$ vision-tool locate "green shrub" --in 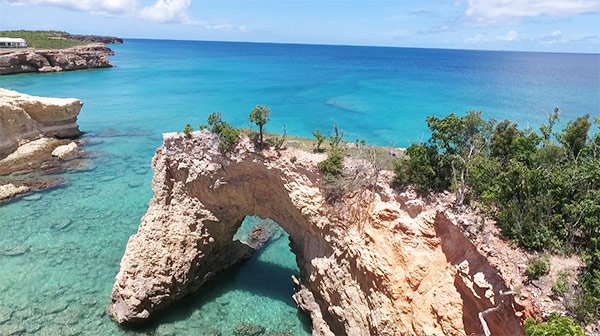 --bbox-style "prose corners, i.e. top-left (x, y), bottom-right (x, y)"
top-left (394, 143), bottom-right (451, 195)
top-left (216, 124), bottom-right (240, 153)
top-left (182, 124), bottom-right (194, 138)
top-left (552, 270), bottom-right (570, 295)
top-left (524, 314), bottom-right (585, 336)
top-left (312, 129), bottom-right (326, 153)
top-left (269, 126), bottom-right (286, 151)
top-left (526, 255), bottom-right (551, 281)
top-left (290, 156), bottom-right (297, 164)
top-left (205, 112), bottom-right (240, 153)
top-left (318, 147), bottom-right (344, 180)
